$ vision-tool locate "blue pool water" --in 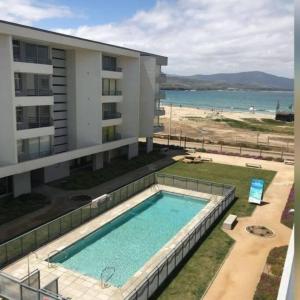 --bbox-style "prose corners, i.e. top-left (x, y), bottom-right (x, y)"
top-left (50, 191), bottom-right (206, 287)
